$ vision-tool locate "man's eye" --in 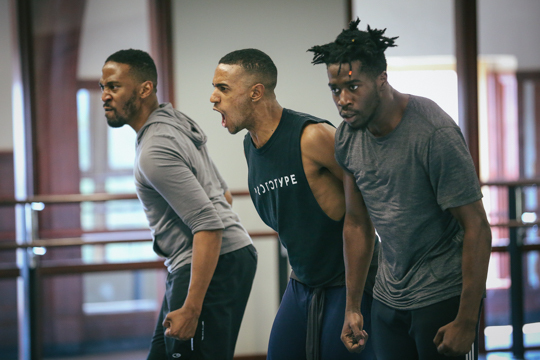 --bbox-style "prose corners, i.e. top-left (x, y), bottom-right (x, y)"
top-left (350, 85), bottom-right (359, 91)
top-left (331, 88), bottom-right (340, 95)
